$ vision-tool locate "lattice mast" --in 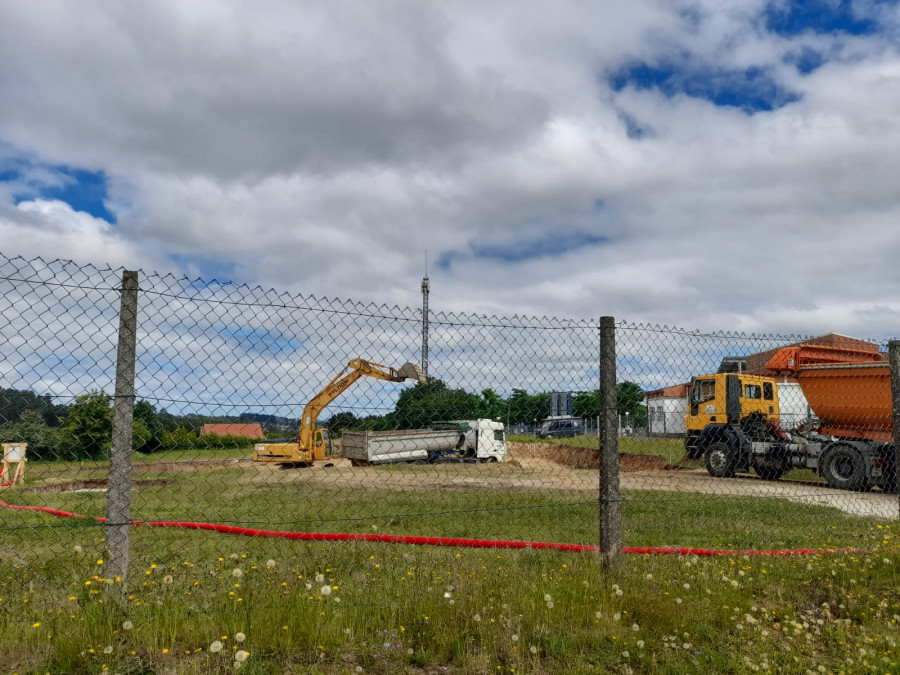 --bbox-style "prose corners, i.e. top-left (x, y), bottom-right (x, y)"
top-left (421, 260), bottom-right (430, 379)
